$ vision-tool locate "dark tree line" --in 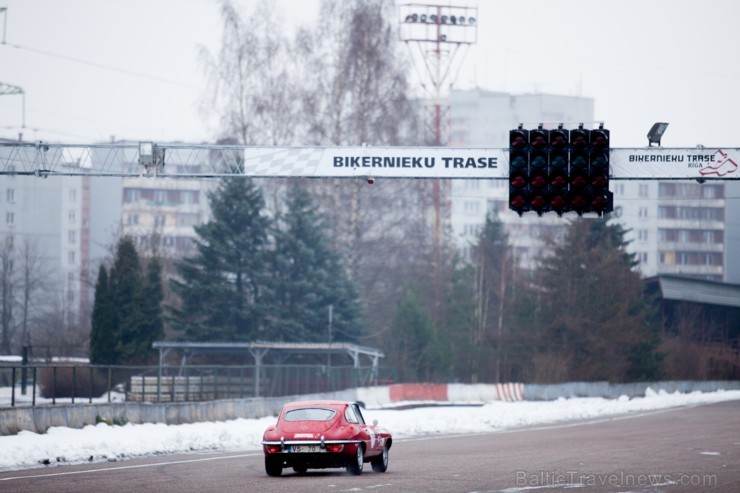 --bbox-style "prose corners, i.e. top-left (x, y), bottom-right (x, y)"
top-left (428, 216), bottom-right (664, 384)
top-left (90, 237), bottom-right (163, 365)
top-left (168, 180), bottom-right (361, 344)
